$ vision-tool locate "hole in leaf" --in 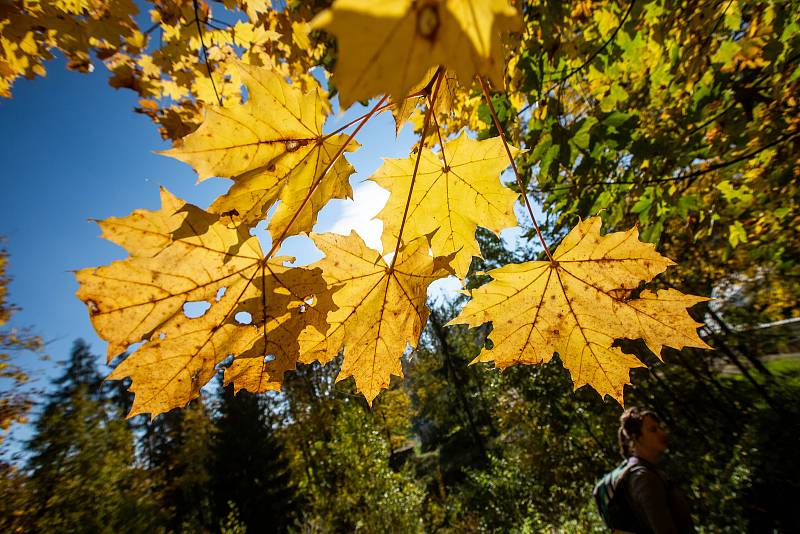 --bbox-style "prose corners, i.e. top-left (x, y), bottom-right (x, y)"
top-left (217, 355), bottom-right (234, 369)
top-left (215, 287), bottom-right (227, 301)
top-left (235, 311), bottom-right (253, 325)
top-left (85, 299), bottom-right (99, 315)
top-left (183, 301), bottom-right (211, 319)
top-left (263, 354), bottom-right (275, 363)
